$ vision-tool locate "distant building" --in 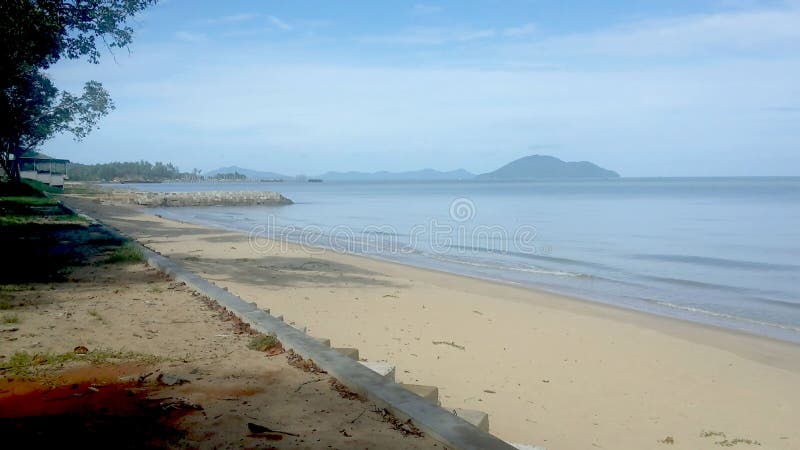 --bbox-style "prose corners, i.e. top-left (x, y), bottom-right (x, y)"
top-left (18, 151), bottom-right (69, 188)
